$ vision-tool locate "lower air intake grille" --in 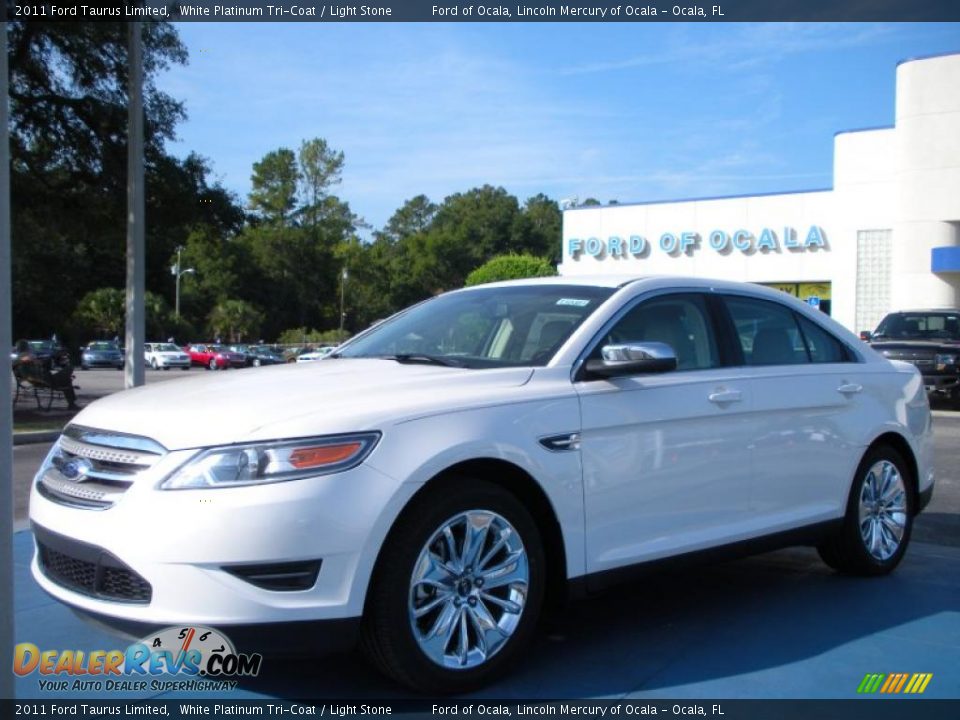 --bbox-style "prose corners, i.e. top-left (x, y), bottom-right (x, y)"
top-left (224, 560), bottom-right (322, 591)
top-left (34, 525), bottom-right (152, 604)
